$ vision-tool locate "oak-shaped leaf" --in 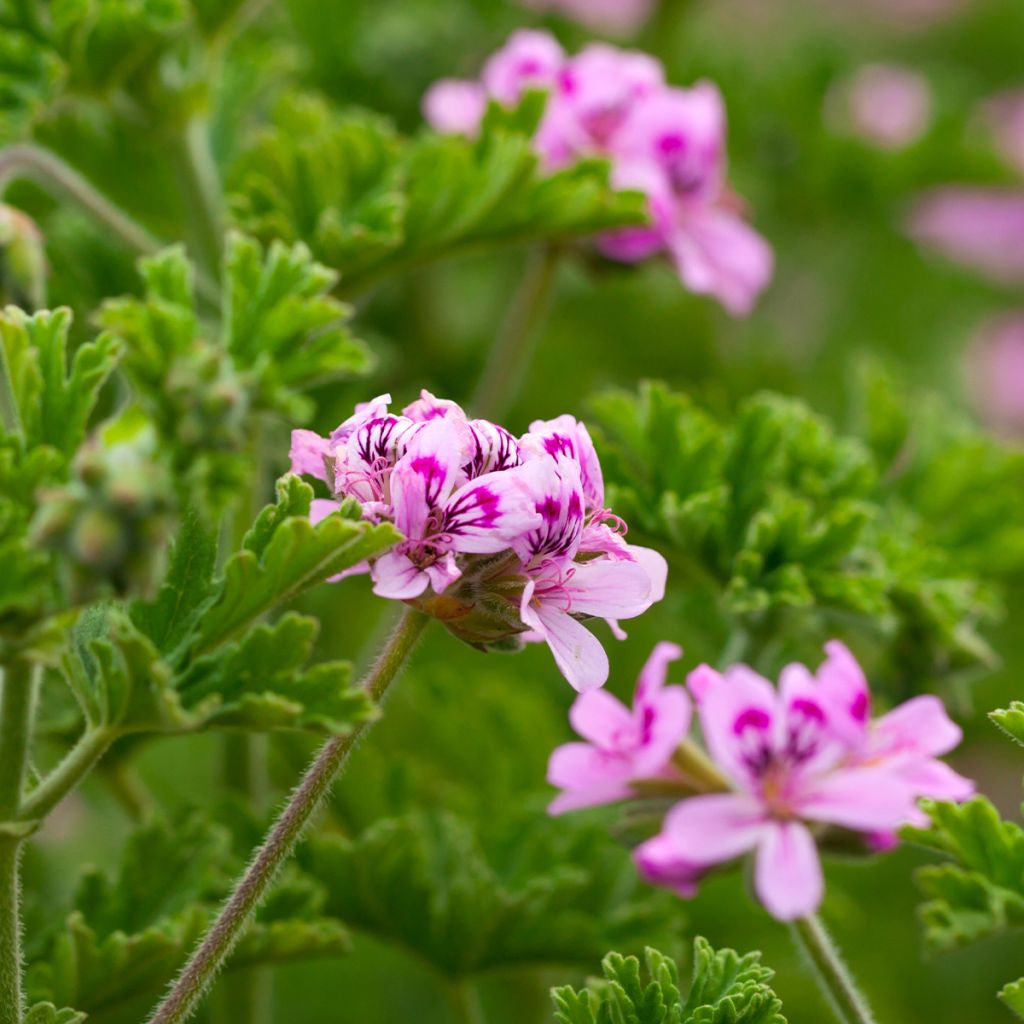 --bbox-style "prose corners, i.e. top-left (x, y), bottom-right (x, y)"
top-left (551, 940), bottom-right (786, 1024)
